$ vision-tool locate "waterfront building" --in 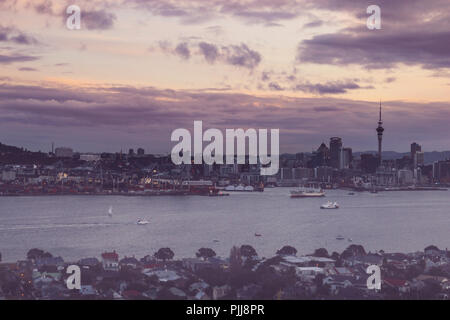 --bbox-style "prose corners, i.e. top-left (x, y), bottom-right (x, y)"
top-left (80, 154), bottom-right (101, 162)
top-left (433, 160), bottom-right (450, 183)
top-left (398, 169), bottom-right (414, 185)
top-left (315, 166), bottom-right (334, 182)
top-left (55, 147), bottom-right (73, 158)
top-left (1, 170), bottom-right (16, 181)
top-left (293, 167), bottom-right (314, 180)
top-left (137, 148), bottom-right (145, 156)
top-left (360, 154), bottom-right (378, 174)
top-left (280, 167), bottom-right (293, 180)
